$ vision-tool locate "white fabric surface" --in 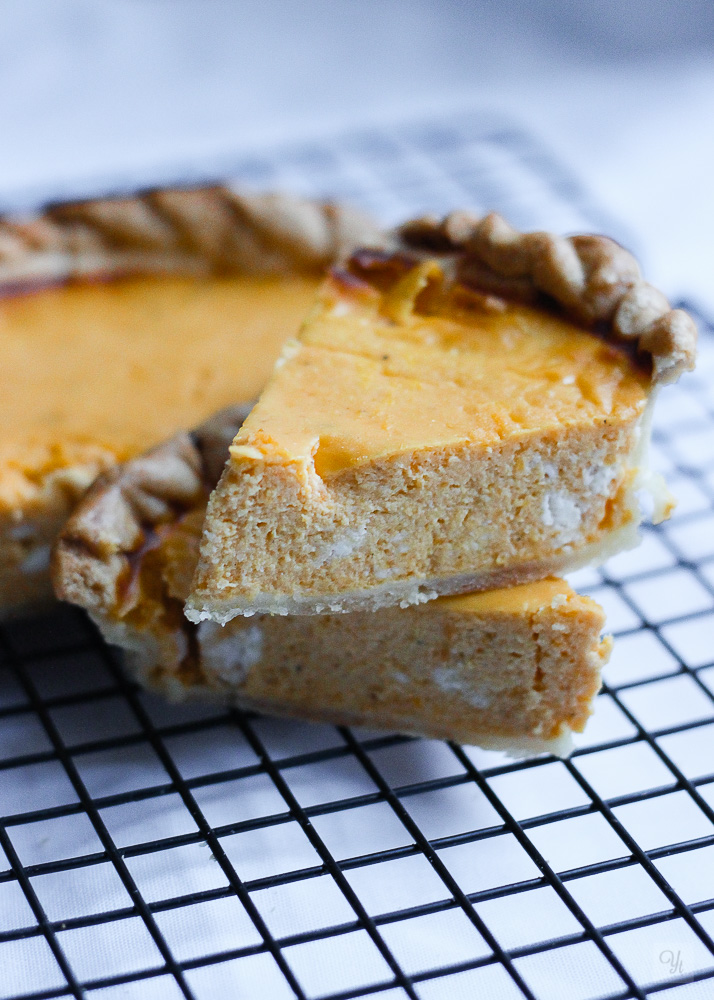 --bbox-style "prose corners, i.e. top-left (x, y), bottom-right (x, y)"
top-left (0, 0), bottom-right (712, 307)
